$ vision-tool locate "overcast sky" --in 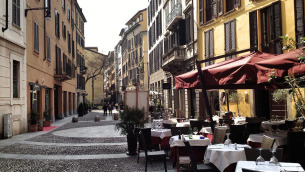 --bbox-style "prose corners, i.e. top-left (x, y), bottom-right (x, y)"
top-left (77, 0), bottom-right (148, 54)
